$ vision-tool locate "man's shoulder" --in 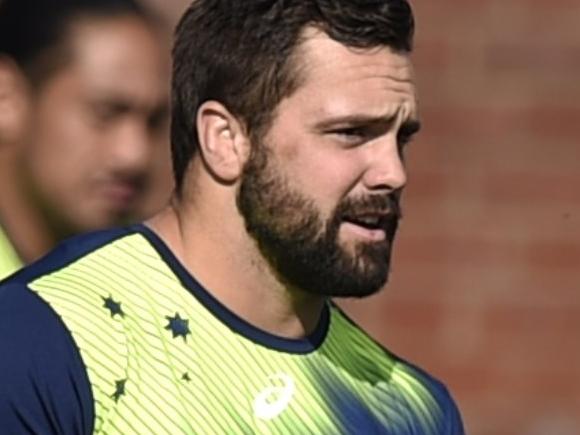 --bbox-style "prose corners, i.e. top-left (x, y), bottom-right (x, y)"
top-left (0, 224), bottom-right (145, 391)
top-left (328, 304), bottom-right (465, 434)
top-left (0, 225), bottom-right (165, 433)
top-left (3, 224), bottom-right (166, 353)
top-left (0, 224), bottom-right (158, 354)
top-left (3, 225), bottom-right (141, 287)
